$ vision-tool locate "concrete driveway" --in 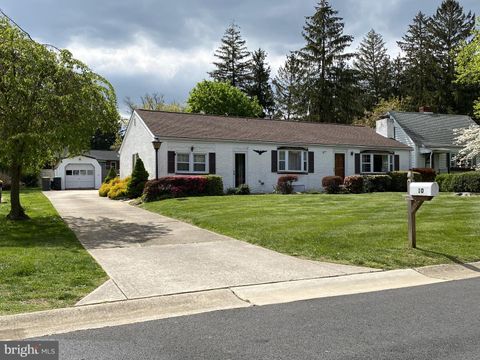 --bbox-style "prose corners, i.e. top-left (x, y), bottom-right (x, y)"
top-left (44, 191), bottom-right (376, 304)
